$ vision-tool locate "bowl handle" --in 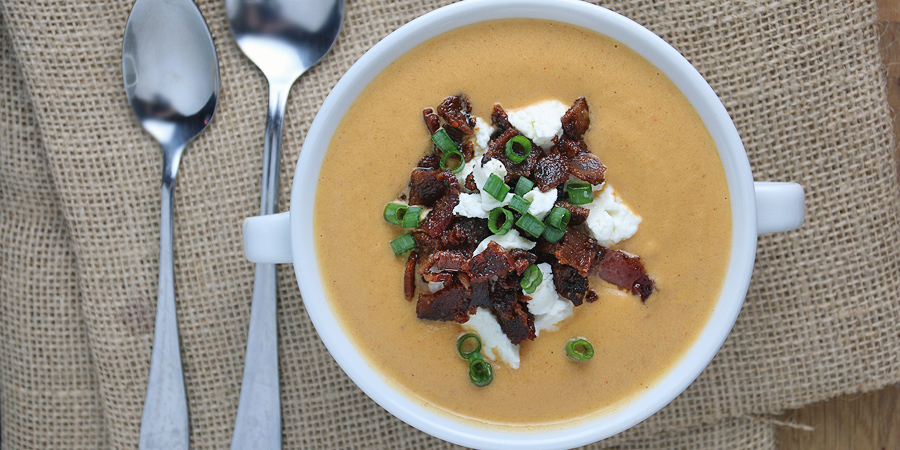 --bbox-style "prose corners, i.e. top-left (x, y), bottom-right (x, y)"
top-left (242, 211), bottom-right (292, 263)
top-left (755, 182), bottom-right (805, 235)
